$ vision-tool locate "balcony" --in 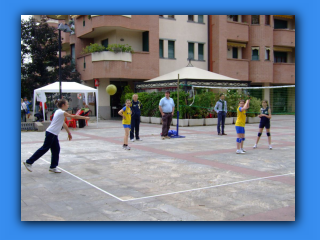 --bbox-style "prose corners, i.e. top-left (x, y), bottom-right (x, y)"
top-left (92, 51), bottom-right (132, 62)
top-left (225, 21), bottom-right (249, 42)
top-left (76, 51), bottom-right (158, 81)
top-left (225, 59), bottom-right (249, 80)
top-left (75, 15), bottom-right (155, 38)
top-left (273, 29), bottom-right (295, 47)
top-left (273, 63), bottom-right (295, 84)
